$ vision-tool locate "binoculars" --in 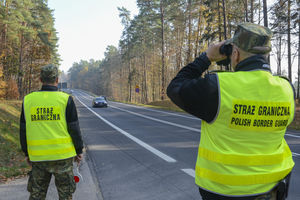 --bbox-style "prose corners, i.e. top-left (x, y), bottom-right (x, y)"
top-left (216, 43), bottom-right (232, 67)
